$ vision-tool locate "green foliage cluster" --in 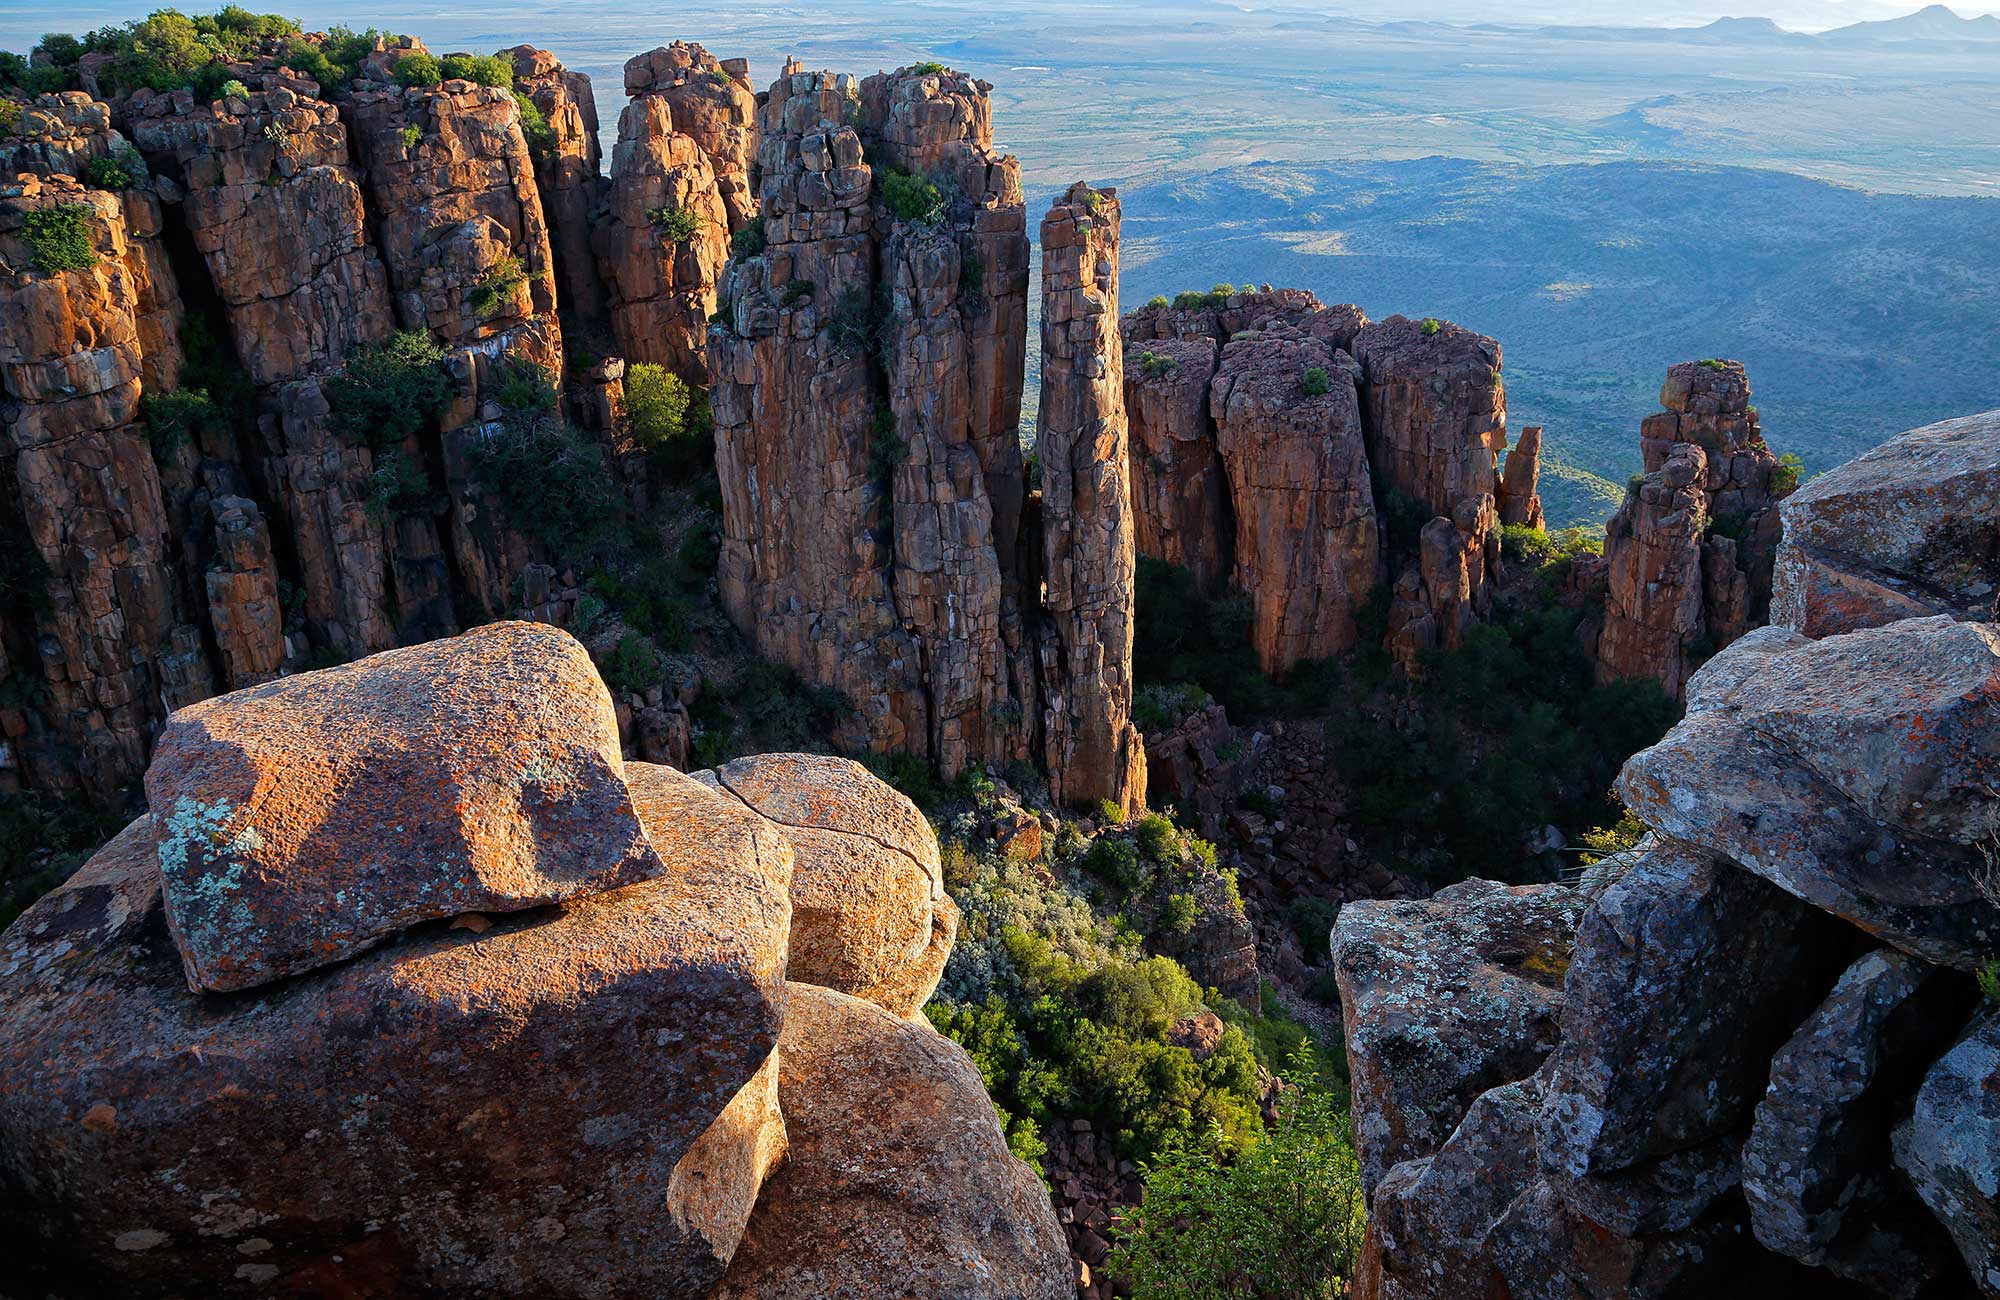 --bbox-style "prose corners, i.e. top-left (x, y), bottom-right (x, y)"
top-left (467, 255), bottom-right (526, 318)
top-left (21, 203), bottom-right (97, 272)
top-left (326, 330), bottom-right (450, 445)
top-left (1288, 896), bottom-right (1341, 966)
top-left (624, 362), bottom-right (713, 471)
top-left (1772, 451), bottom-right (1805, 494)
top-left (0, 788), bottom-right (131, 932)
top-left (31, 8), bottom-right (299, 98)
top-left (687, 658), bottom-right (850, 766)
top-left (1421, 316), bottom-right (1442, 336)
top-left (139, 387), bottom-right (225, 459)
top-left (1300, 365), bottom-right (1331, 397)
top-left (879, 167), bottom-right (944, 224)
top-left (830, 284), bottom-right (895, 358)
top-left (730, 214), bottom-right (766, 260)
top-left (273, 26), bottom-right (383, 92)
top-left (393, 52), bottom-right (442, 87)
top-left (439, 52), bottom-right (510, 87)
top-left (648, 205), bottom-right (707, 243)
top-left (1110, 1048), bottom-right (1367, 1300)
top-left (600, 632), bottom-right (661, 693)
top-left (512, 90), bottom-right (553, 158)
top-left (1137, 350), bottom-right (1178, 379)
top-left (1146, 294), bottom-right (1170, 308)
top-left (467, 405), bottom-right (622, 560)
top-left (363, 448), bottom-right (440, 520)
top-left (82, 147), bottom-right (146, 190)
top-left (0, 98), bottom-right (20, 136)
top-left (398, 122), bottom-right (421, 149)
top-left (1172, 284), bottom-right (1237, 310)
top-left (1979, 961), bottom-right (1999, 1004)
top-left (909, 60), bottom-right (950, 75)
top-left (218, 77), bottom-right (248, 98)
top-left (1498, 523), bottom-right (1603, 582)
top-left (1133, 681), bottom-right (1211, 734)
